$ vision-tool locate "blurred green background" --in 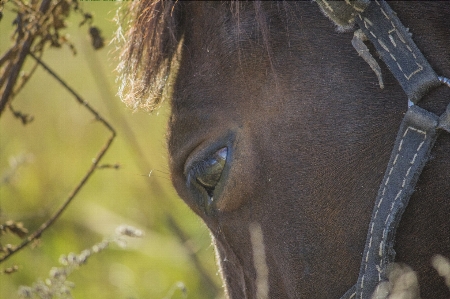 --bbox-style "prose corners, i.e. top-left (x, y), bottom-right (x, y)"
top-left (0, 2), bottom-right (222, 298)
